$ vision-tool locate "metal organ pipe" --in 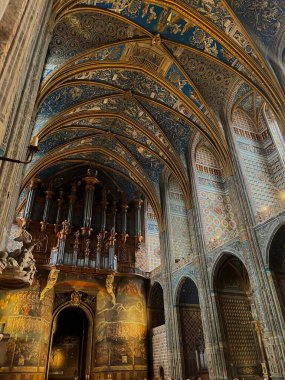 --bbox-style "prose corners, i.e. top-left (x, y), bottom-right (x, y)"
top-left (100, 188), bottom-right (108, 232)
top-left (67, 182), bottom-right (77, 226)
top-left (55, 188), bottom-right (64, 225)
top-left (43, 189), bottom-right (54, 221)
top-left (111, 201), bottom-right (117, 229)
top-left (23, 178), bottom-right (40, 222)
